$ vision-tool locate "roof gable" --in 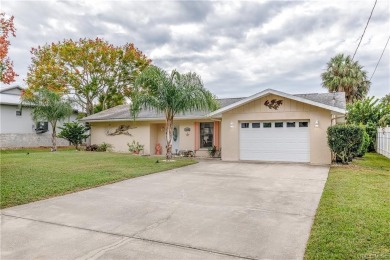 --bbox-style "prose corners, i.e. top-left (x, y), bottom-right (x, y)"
top-left (207, 89), bottom-right (346, 117)
top-left (0, 86), bottom-right (25, 105)
top-left (0, 85), bottom-right (24, 94)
